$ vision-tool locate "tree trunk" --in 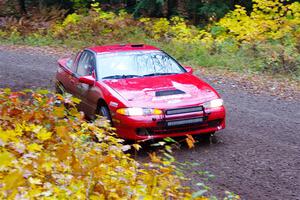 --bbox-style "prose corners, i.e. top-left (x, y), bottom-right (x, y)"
top-left (176, 0), bottom-right (187, 17)
top-left (18, 0), bottom-right (27, 15)
top-left (39, 0), bottom-right (44, 11)
top-left (167, 0), bottom-right (175, 17)
top-left (162, 0), bottom-right (168, 17)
